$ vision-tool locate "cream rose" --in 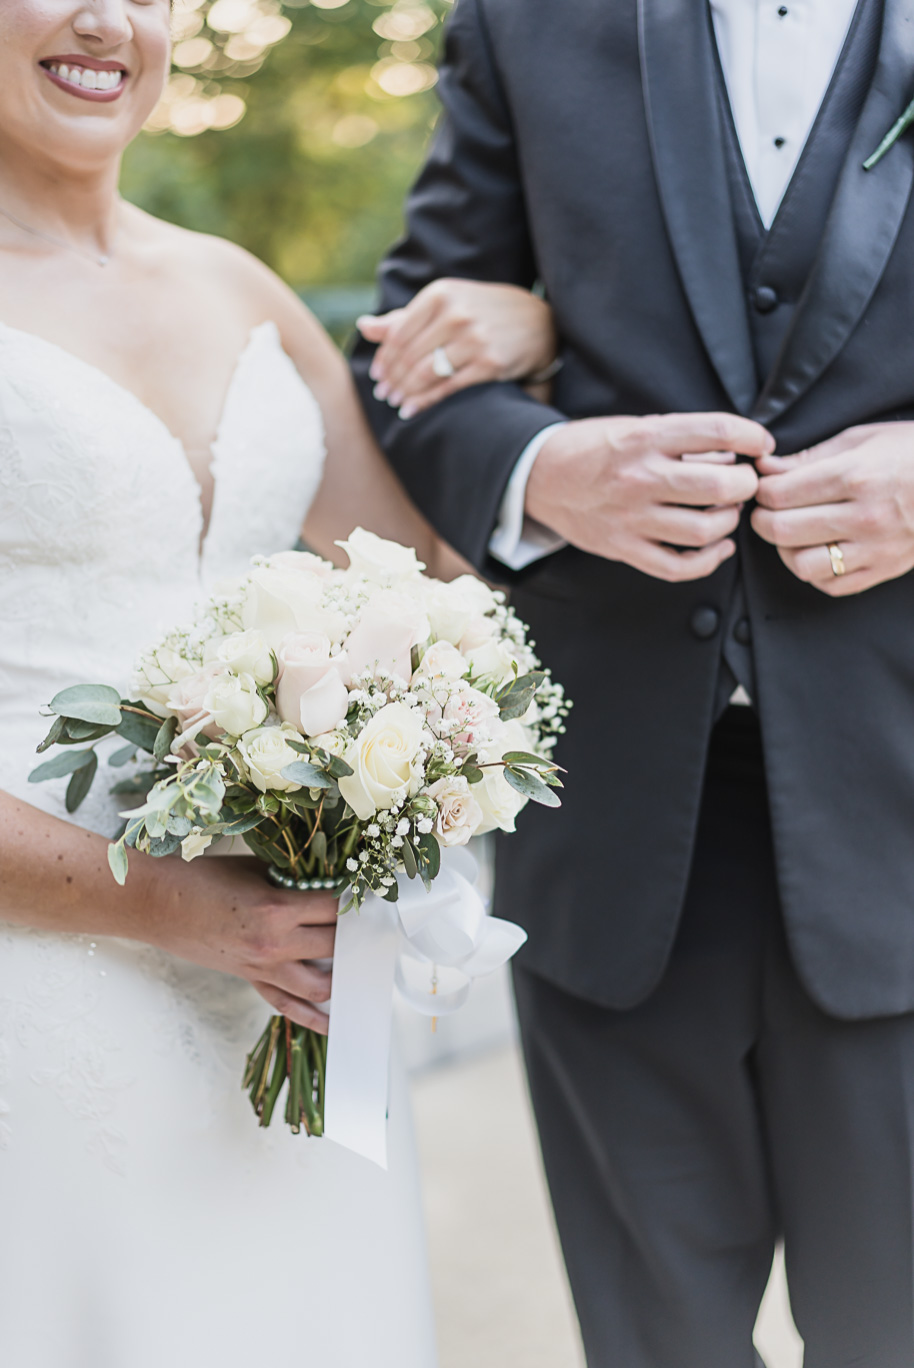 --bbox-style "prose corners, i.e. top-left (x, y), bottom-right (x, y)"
top-left (237, 724), bottom-right (303, 794)
top-left (204, 671), bottom-right (268, 738)
top-left (417, 579), bottom-right (475, 646)
top-left (345, 590), bottom-right (430, 685)
top-left (242, 566), bottom-right (347, 650)
top-left (336, 527), bottom-right (426, 585)
top-left (338, 702), bottom-right (425, 820)
top-left (465, 636), bottom-right (518, 687)
top-left (427, 776), bottom-right (484, 847)
top-left (167, 663), bottom-right (227, 740)
top-left (275, 632), bottom-right (350, 738)
top-left (474, 720), bottom-right (532, 834)
top-left (214, 629), bottom-right (274, 686)
top-left (459, 614), bottom-right (498, 653)
top-left (267, 550), bottom-right (334, 578)
top-left (413, 640), bottom-right (469, 682)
